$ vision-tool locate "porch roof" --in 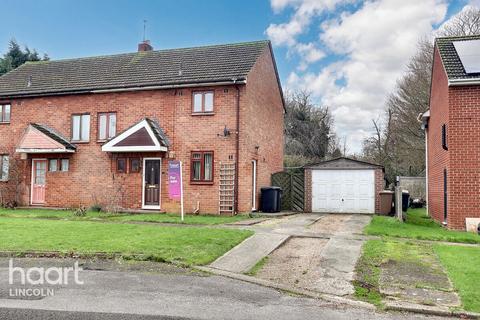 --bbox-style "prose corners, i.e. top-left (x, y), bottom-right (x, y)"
top-left (16, 123), bottom-right (77, 154)
top-left (101, 118), bottom-right (169, 153)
